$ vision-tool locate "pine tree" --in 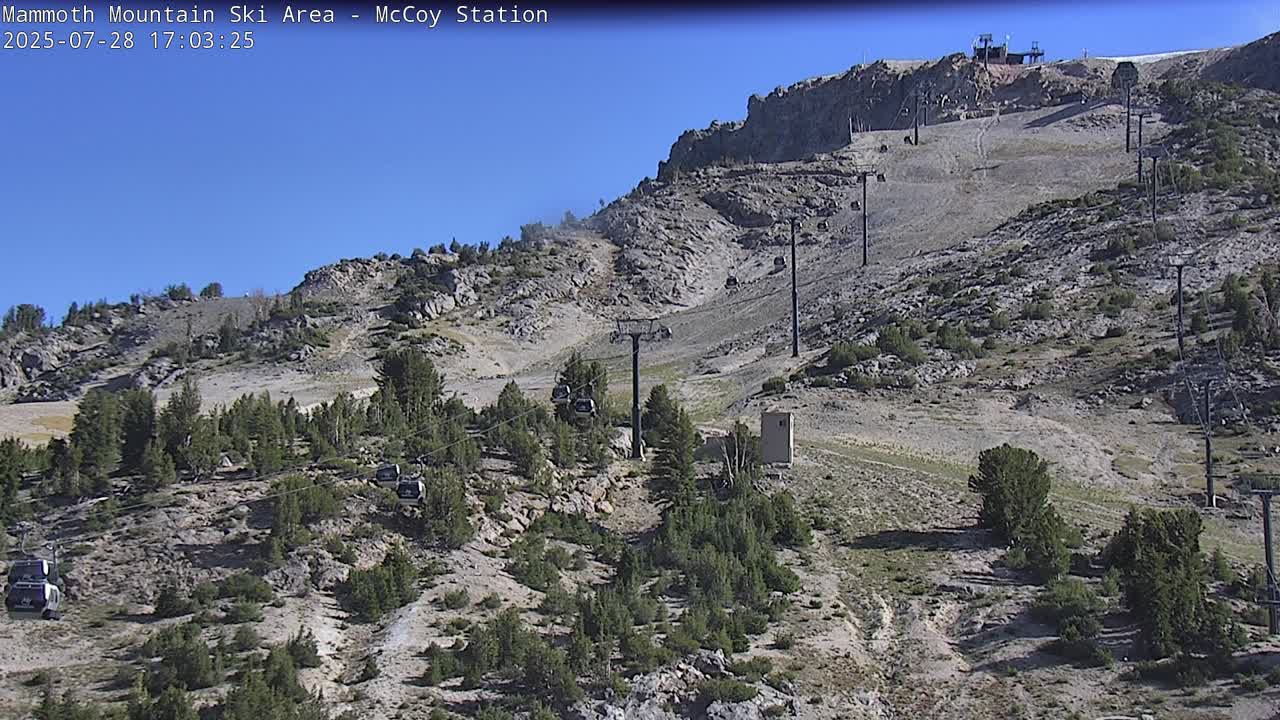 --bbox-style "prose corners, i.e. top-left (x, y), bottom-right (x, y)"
top-left (120, 389), bottom-right (157, 472)
top-left (310, 392), bottom-right (363, 455)
top-left (642, 384), bottom-right (679, 447)
top-left (1018, 506), bottom-right (1070, 584)
top-left (159, 379), bottom-right (202, 469)
top-left (0, 438), bottom-right (24, 526)
top-left (272, 491), bottom-right (304, 548)
top-left (968, 444), bottom-right (1052, 543)
top-left (410, 470), bottom-right (473, 549)
top-left (141, 441), bottom-right (176, 489)
top-left (653, 409), bottom-right (698, 506)
top-left (217, 314), bottom-right (240, 353)
top-left (550, 420), bottom-right (577, 469)
top-left (722, 421), bottom-right (762, 487)
top-left (184, 417), bottom-right (222, 480)
top-left (1, 303), bottom-right (46, 335)
top-left (64, 301), bottom-right (84, 327)
top-left (252, 439), bottom-right (287, 476)
top-left (1106, 507), bottom-right (1244, 660)
top-left (366, 387), bottom-right (406, 436)
top-left (125, 671), bottom-right (151, 720)
top-left (49, 437), bottom-right (84, 498)
top-left (376, 348), bottom-right (443, 425)
top-left (147, 686), bottom-right (198, 720)
top-left (70, 389), bottom-right (123, 490)
top-left (505, 429), bottom-right (544, 481)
